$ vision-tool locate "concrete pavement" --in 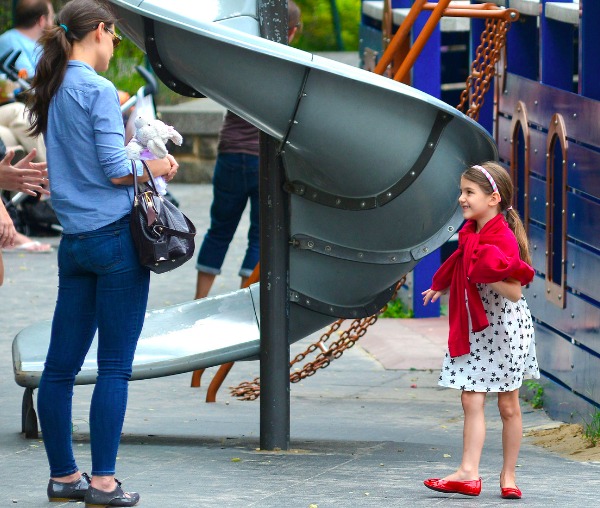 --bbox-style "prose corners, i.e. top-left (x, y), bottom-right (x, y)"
top-left (1, 184), bottom-right (598, 507)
